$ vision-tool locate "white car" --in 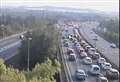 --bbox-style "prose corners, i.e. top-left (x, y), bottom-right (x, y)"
top-left (101, 62), bottom-right (112, 70)
top-left (89, 64), bottom-right (100, 75)
top-left (110, 43), bottom-right (116, 48)
top-left (80, 52), bottom-right (87, 58)
top-left (80, 40), bottom-right (86, 46)
top-left (83, 57), bottom-right (92, 65)
top-left (91, 52), bottom-right (101, 59)
top-left (97, 57), bottom-right (106, 65)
